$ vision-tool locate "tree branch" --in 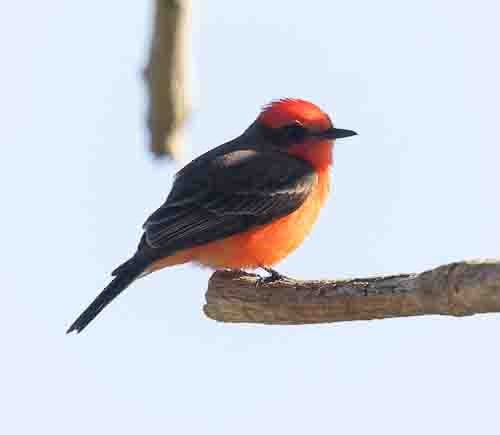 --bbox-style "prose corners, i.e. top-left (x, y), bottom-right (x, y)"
top-left (144, 0), bottom-right (191, 159)
top-left (203, 259), bottom-right (500, 324)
